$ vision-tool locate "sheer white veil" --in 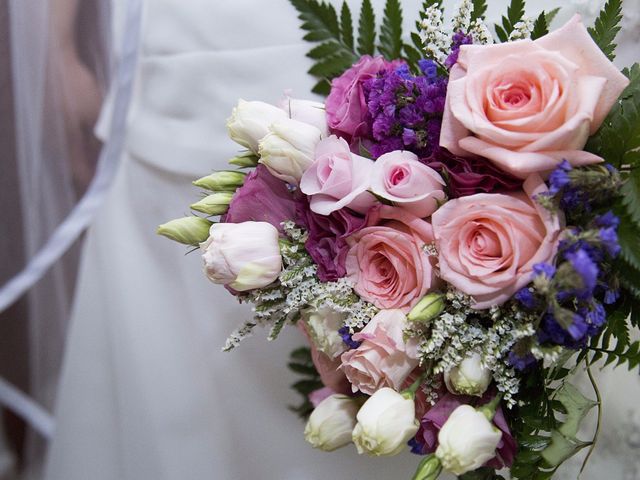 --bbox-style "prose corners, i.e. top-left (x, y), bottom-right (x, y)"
top-left (5, 0), bottom-right (110, 477)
